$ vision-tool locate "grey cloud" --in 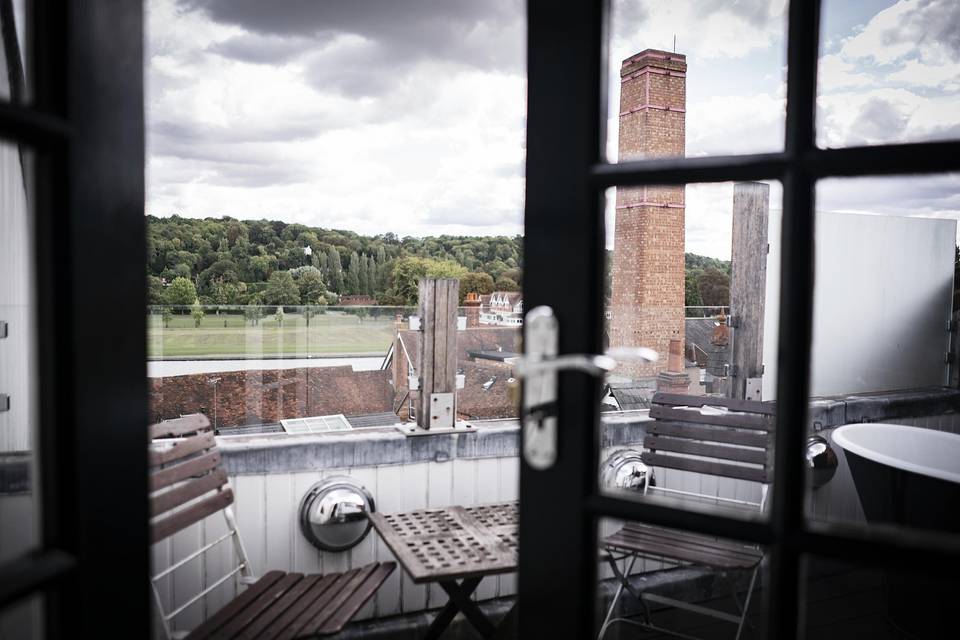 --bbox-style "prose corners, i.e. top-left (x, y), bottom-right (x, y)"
top-left (846, 97), bottom-right (909, 144)
top-left (880, 0), bottom-right (960, 60)
top-left (179, 0), bottom-right (524, 73)
top-left (209, 33), bottom-right (314, 65)
top-left (697, 0), bottom-right (780, 28)
top-left (151, 118), bottom-right (324, 147)
top-left (612, 0), bottom-right (649, 42)
top-left (818, 174), bottom-right (960, 216)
